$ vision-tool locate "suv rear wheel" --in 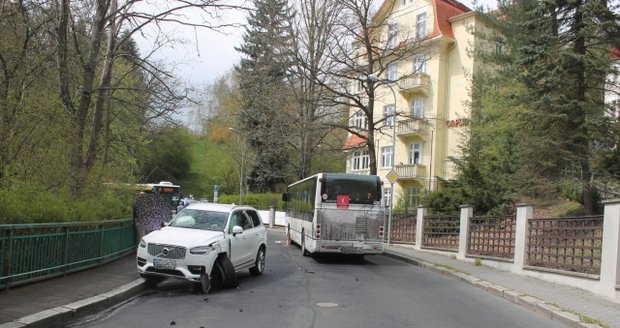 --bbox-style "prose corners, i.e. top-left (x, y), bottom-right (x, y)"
top-left (249, 247), bottom-right (266, 276)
